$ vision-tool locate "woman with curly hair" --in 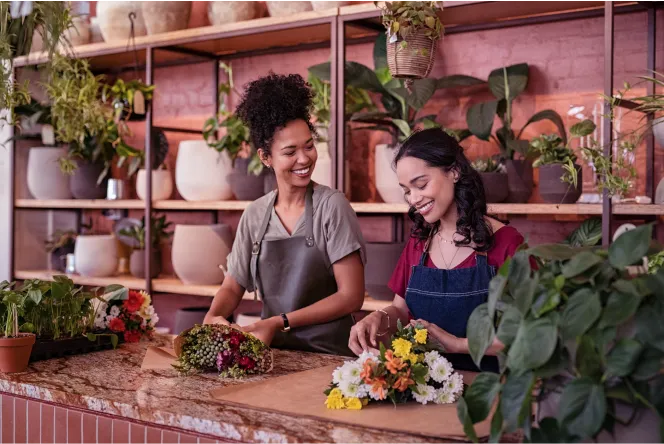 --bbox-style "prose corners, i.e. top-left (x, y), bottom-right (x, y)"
top-left (348, 128), bottom-right (525, 372)
top-left (204, 73), bottom-right (366, 357)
